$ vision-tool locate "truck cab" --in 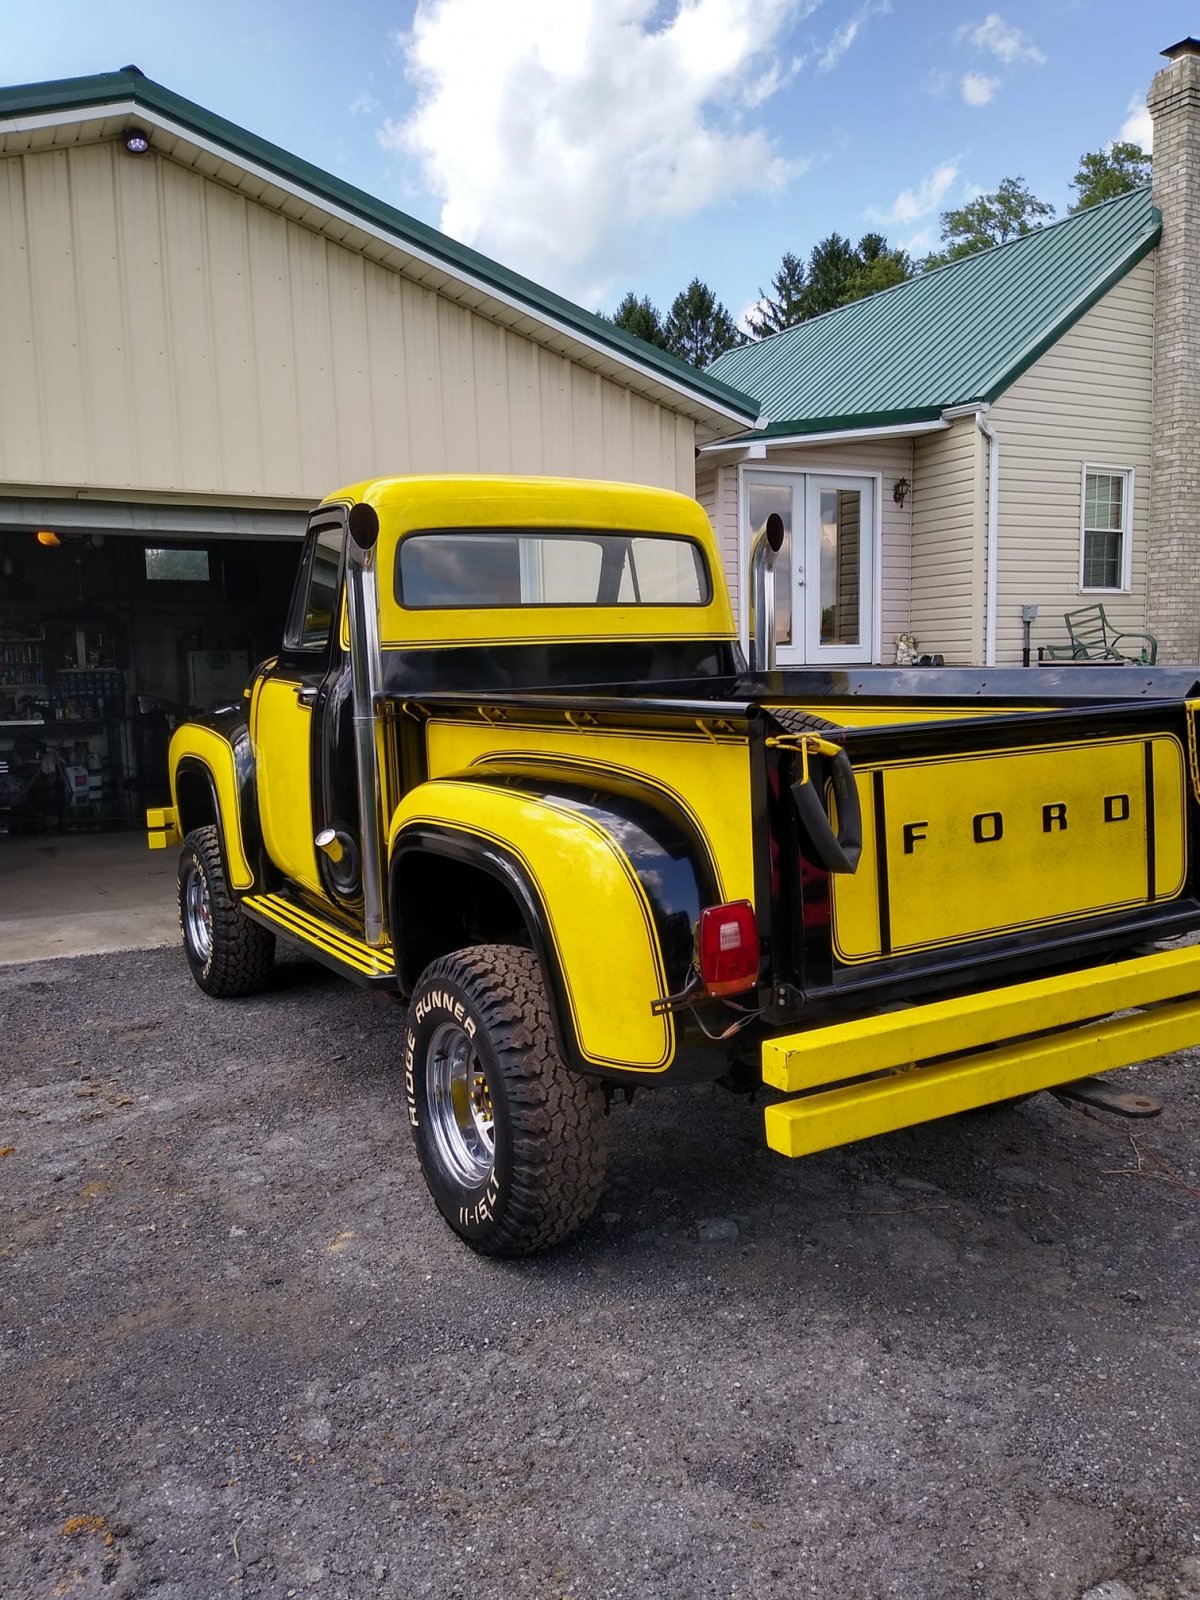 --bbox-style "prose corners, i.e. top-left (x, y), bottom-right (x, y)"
top-left (150, 474), bottom-right (1200, 1256)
